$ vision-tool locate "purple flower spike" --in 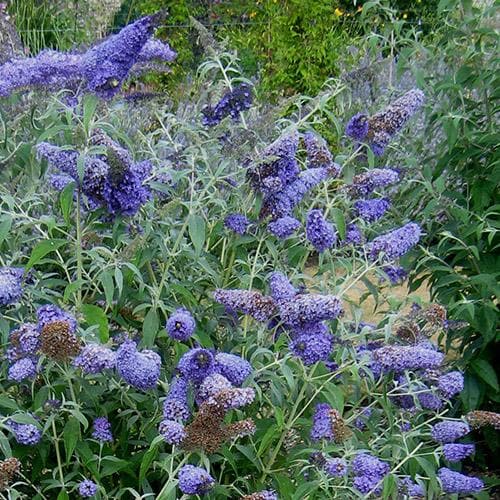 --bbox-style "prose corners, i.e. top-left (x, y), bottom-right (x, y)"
top-left (306, 209), bottom-right (336, 252)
